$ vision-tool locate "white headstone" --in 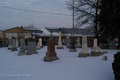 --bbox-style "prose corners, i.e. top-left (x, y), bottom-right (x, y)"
top-left (37, 42), bottom-right (40, 50)
top-left (32, 35), bottom-right (35, 39)
top-left (57, 32), bottom-right (63, 49)
top-left (16, 39), bottom-right (18, 48)
top-left (93, 39), bottom-right (97, 47)
top-left (92, 39), bottom-right (101, 52)
top-left (39, 38), bottom-right (43, 48)
top-left (76, 37), bottom-right (81, 48)
top-left (80, 36), bottom-right (89, 54)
